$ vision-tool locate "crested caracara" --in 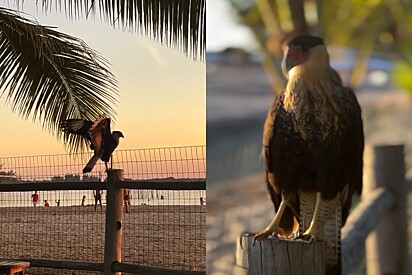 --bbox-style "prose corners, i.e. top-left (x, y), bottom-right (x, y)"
top-left (61, 115), bottom-right (124, 173)
top-left (250, 35), bottom-right (364, 271)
